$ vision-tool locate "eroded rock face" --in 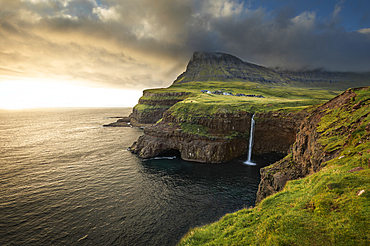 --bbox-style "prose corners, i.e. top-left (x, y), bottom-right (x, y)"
top-left (129, 91), bottom-right (191, 127)
top-left (129, 107), bottom-right (168, 126)
top-left (129, 109), bottom-right (307, 163)
top-left (256, 89), bottom-right (358, 203)
top-left (103, 117), bottom-right (131, 127)
top-left (129, 121), bottom-right (248, 163)
top-left (162, 111), bottom-right (251, 133)
top-left (253, 111), bottom-right (307, 154)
